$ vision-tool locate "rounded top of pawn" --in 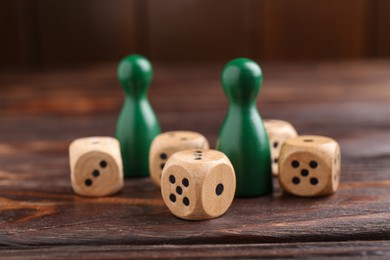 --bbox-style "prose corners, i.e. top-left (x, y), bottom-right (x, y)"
top-left (221, 58), bottom-right (263, 106)
top-left (117, 54), bottom-right (153, 96)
